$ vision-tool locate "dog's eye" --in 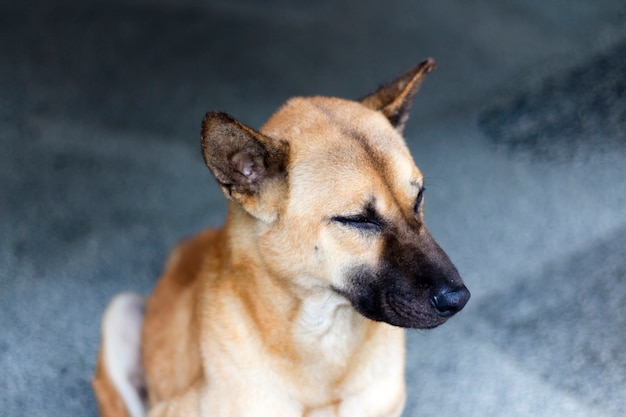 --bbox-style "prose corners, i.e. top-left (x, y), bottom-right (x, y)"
top-left (331, 215), bottom-right (382, 232)
top-left (414, 188), bottom-right (425, 214)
